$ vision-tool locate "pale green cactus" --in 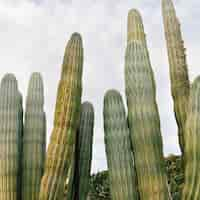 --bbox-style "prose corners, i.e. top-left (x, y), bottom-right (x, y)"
top-left (125, 9), bottom-right (171, 200)
top-left (22, 72), bottom-right (46, 200)
top-left (104, 89), bottom-right (139, 200)
top-left (0, 74), bottom-right (23, 200)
